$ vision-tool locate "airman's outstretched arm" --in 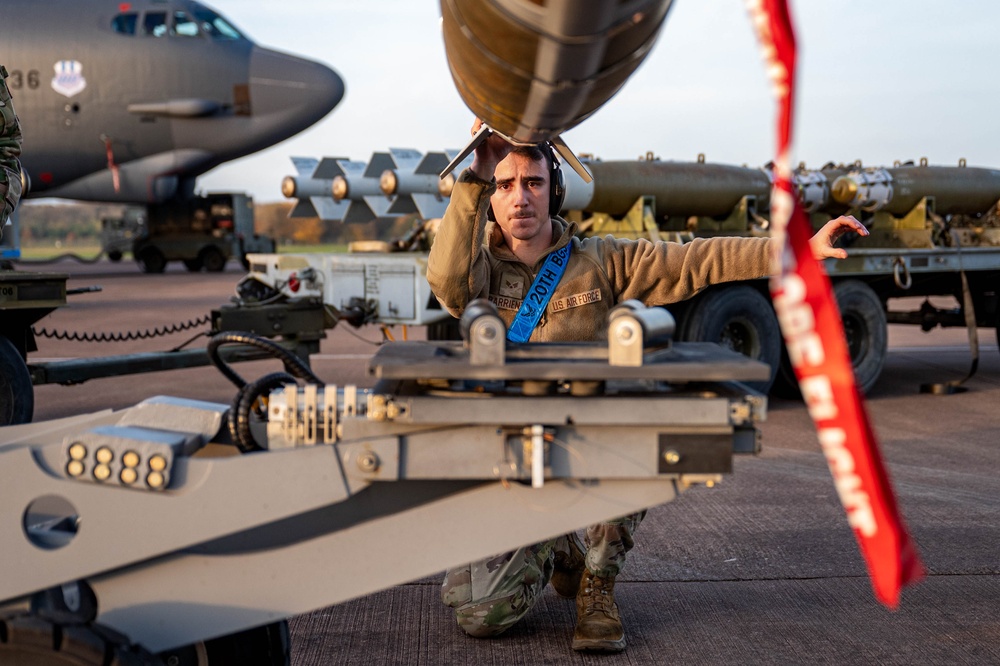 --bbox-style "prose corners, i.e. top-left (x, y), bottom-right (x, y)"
top-left (810, 215), bottom-right (868, 261)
